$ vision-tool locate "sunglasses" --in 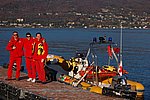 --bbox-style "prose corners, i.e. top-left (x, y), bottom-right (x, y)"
top-left (13, 34), bottom-right (18, 36)
top-left (26, 35), bottom-right (31, 37)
